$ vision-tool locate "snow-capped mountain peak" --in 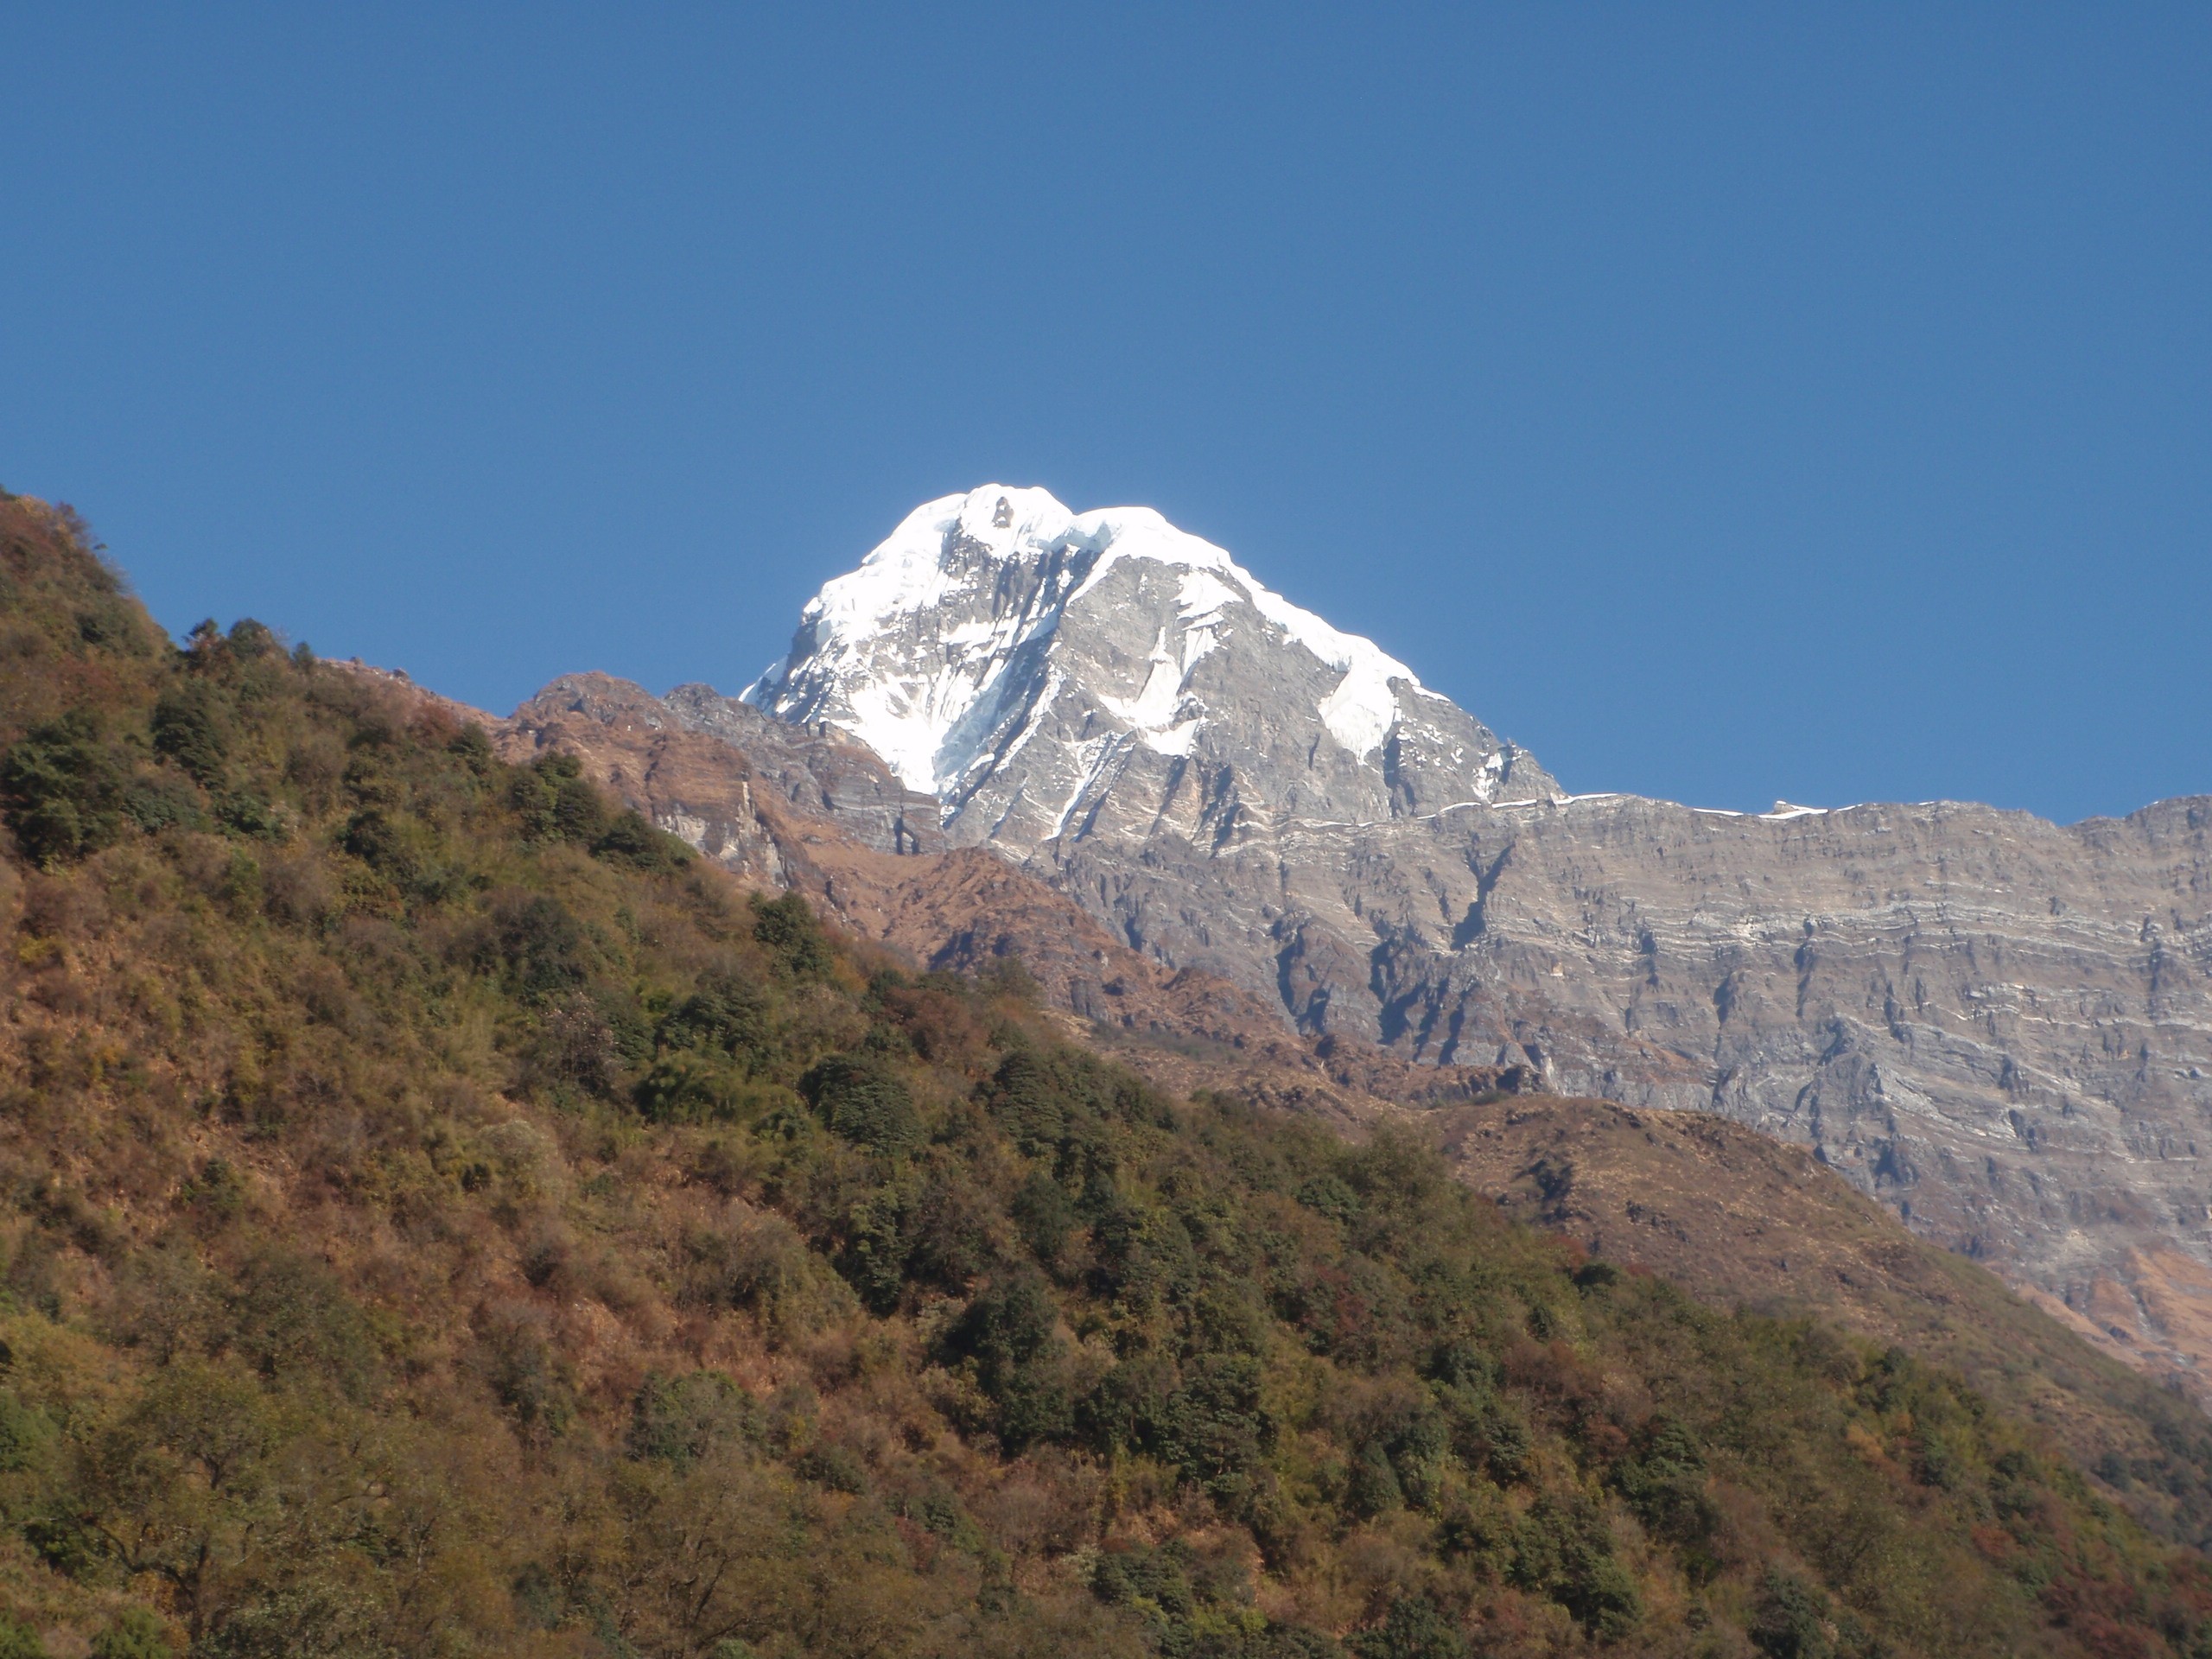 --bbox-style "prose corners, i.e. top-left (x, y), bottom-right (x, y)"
top-left (743, 486), bottom-right (1553, 852)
